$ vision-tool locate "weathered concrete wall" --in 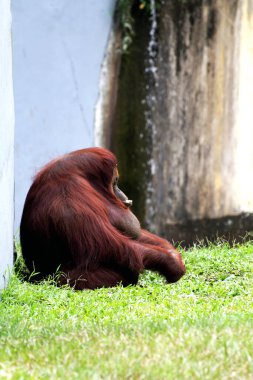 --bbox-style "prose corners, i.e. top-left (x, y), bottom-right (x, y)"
top-left (150, 0), bottom-right (241, 229)
top-left (110, 0), bottom-right (253, 243)
top-left (0, 0), bottom-right (14, 289)
top-left (12, 0), bottom-right (116, 230)
top-left (234, 1), bottom-right (253, 212)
